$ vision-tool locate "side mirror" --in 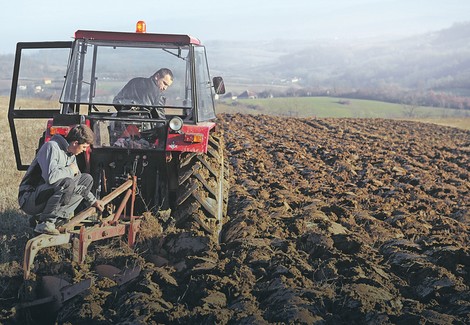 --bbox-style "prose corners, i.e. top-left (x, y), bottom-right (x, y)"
top-left (213, 76), bottom-right (225, 95)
